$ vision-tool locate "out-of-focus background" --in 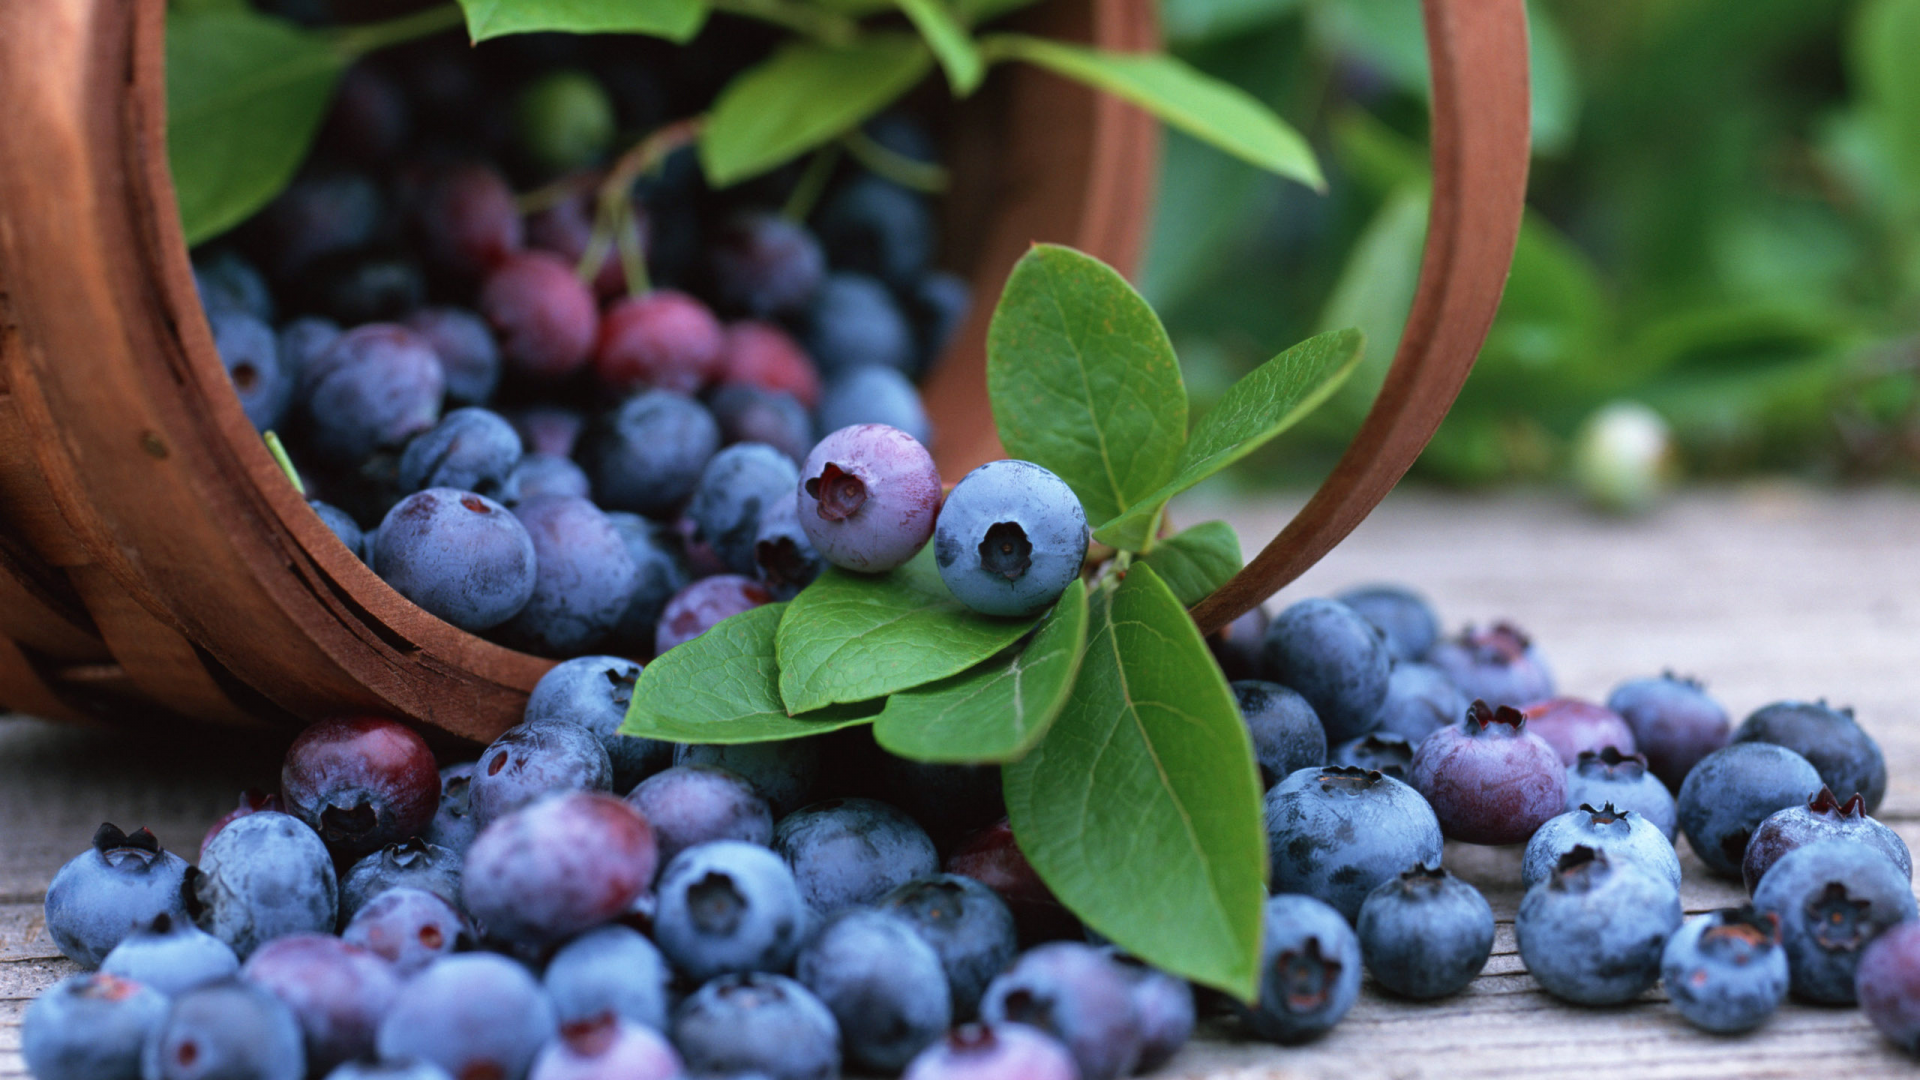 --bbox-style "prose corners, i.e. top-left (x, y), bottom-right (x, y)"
top-left (1144, 0), bottom-right (1920, 507)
